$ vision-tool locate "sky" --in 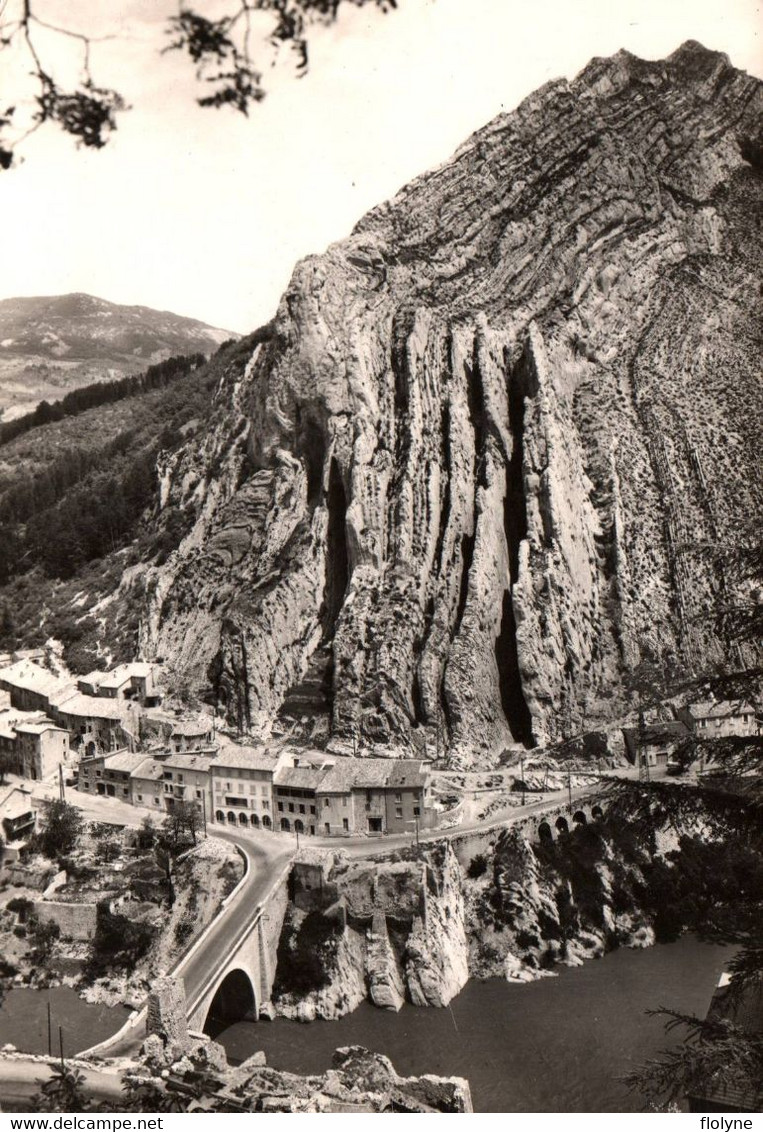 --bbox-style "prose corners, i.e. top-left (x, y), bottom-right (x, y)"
top-left (0, 0), bottom-right (760, 334)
